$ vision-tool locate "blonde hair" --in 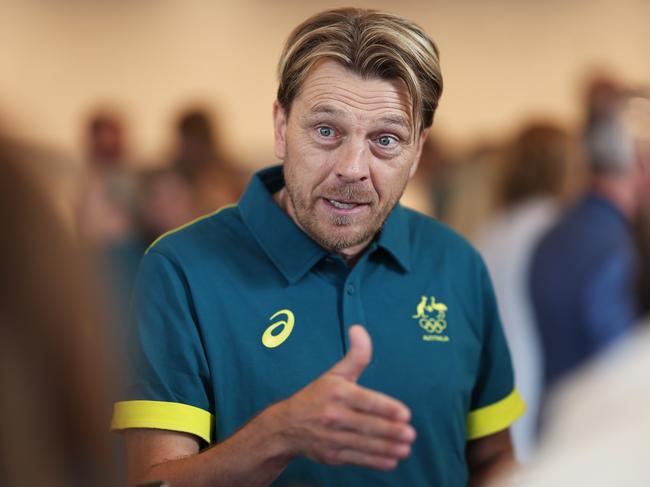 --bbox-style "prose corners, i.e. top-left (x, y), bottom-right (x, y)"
top-left (277, 8), bottom-right (443, 135)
